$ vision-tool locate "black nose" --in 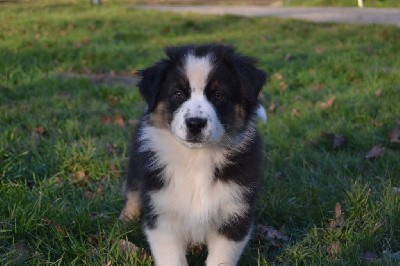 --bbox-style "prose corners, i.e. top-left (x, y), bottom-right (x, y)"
top-left (186, 117), bottom-right (207, 135)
